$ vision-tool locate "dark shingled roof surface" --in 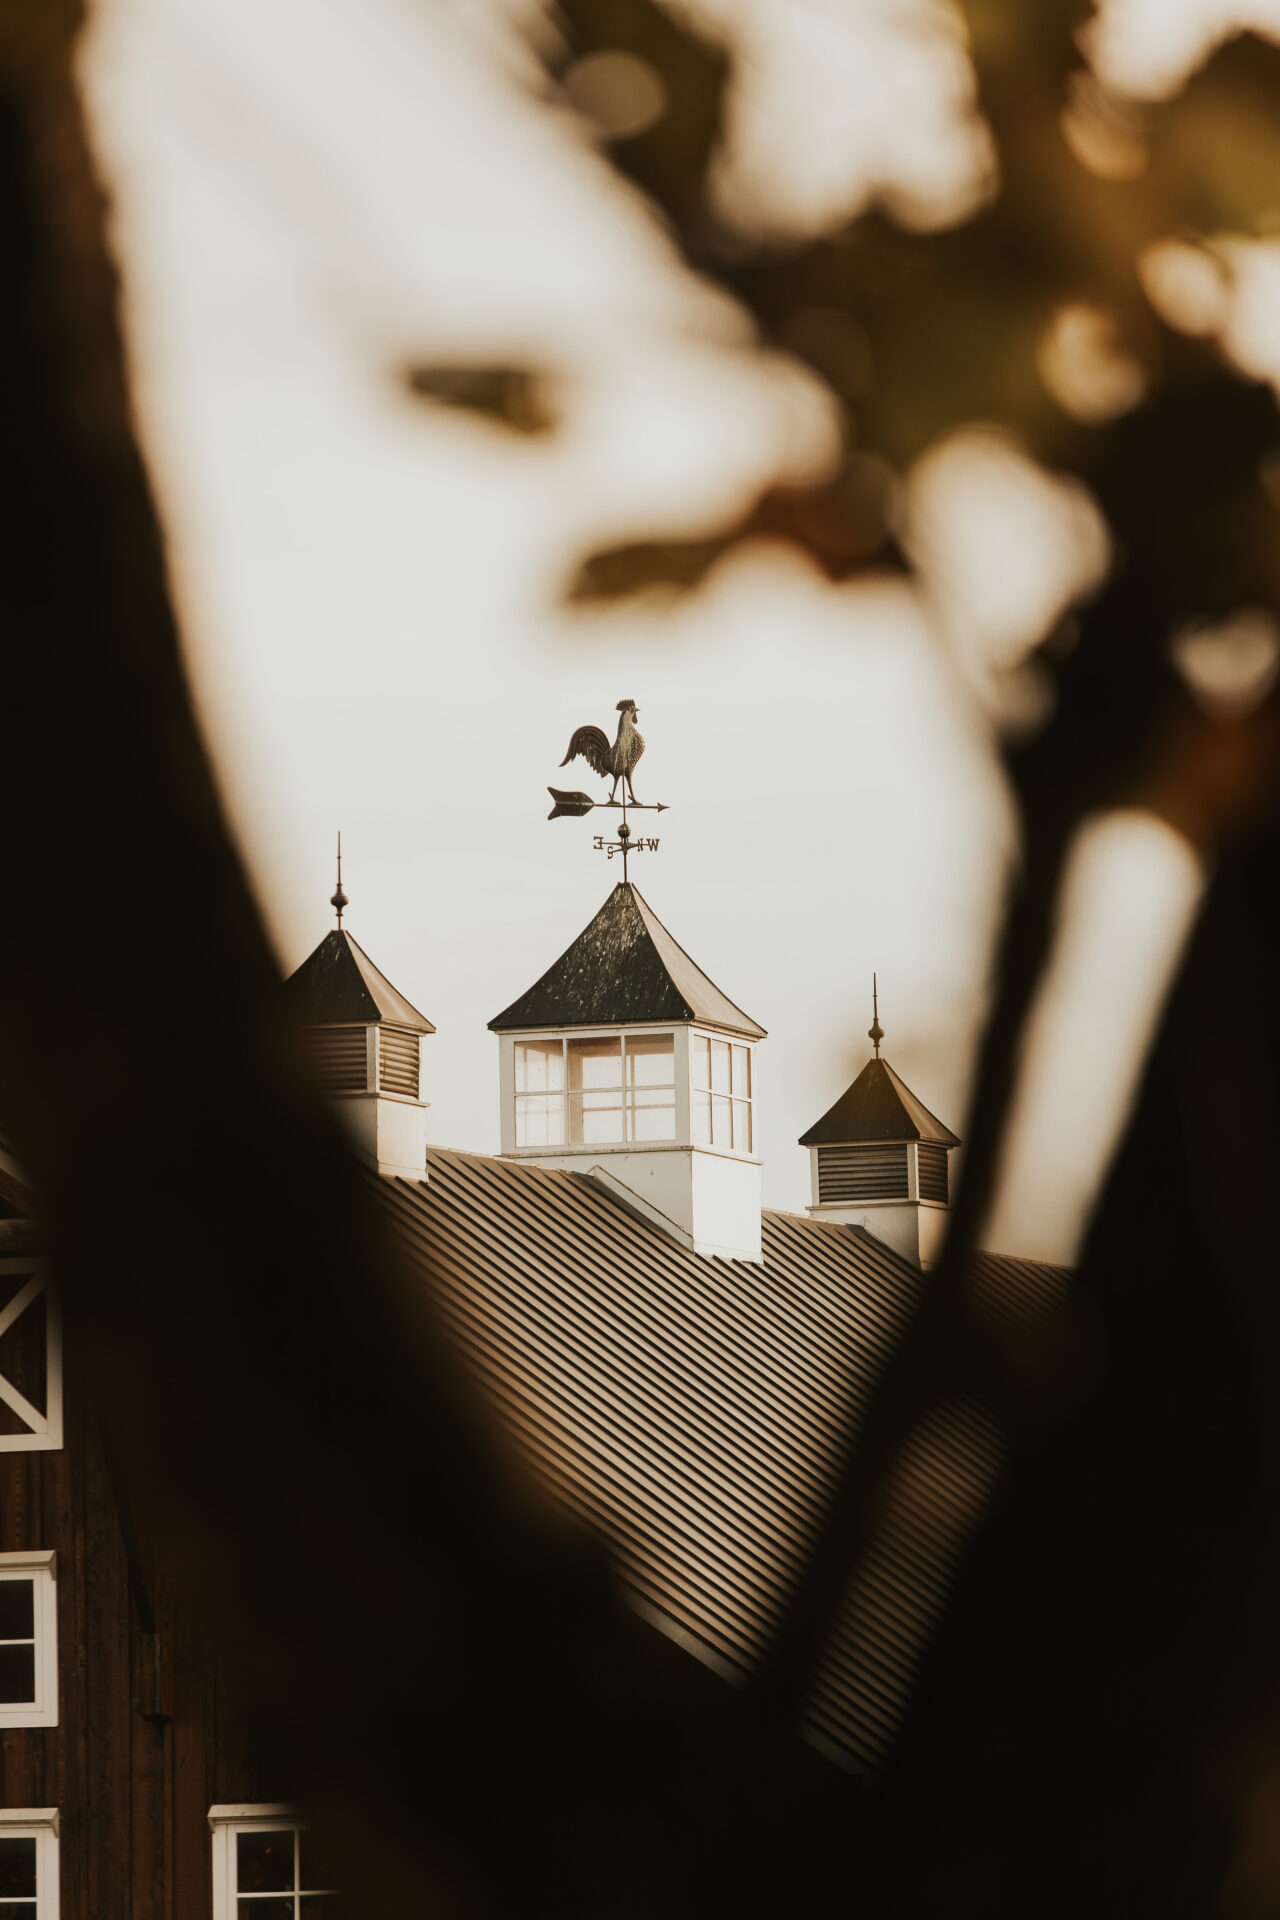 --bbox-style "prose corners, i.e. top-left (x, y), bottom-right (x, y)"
top-left (799, 1055), bottom-right (960, 1148)
top-left (488, 883), bottom-right (765, 1037)
top-left (283, 929), bottom-right (435, 1032)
